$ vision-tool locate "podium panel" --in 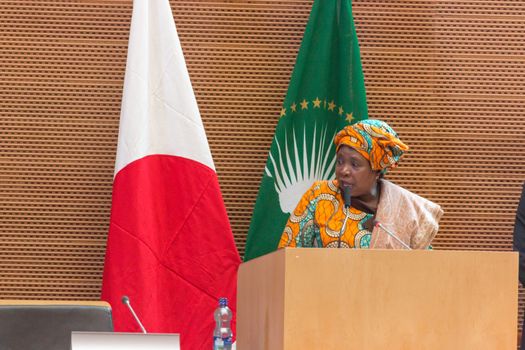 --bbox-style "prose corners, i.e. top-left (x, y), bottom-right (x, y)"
top-left (71, 332), bottom-right (180, 350)
top-left (237, 248), bottom-right (518, 350)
